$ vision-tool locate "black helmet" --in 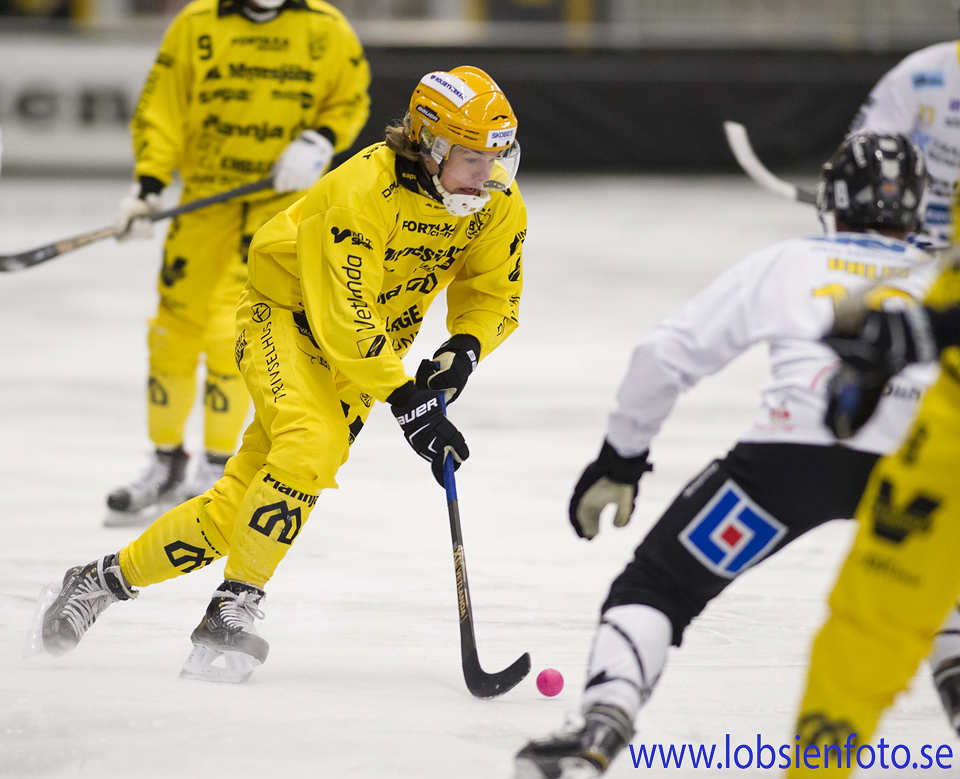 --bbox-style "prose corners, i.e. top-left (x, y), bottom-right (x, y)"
top-left (817, 132), bottom-right (927, 233)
